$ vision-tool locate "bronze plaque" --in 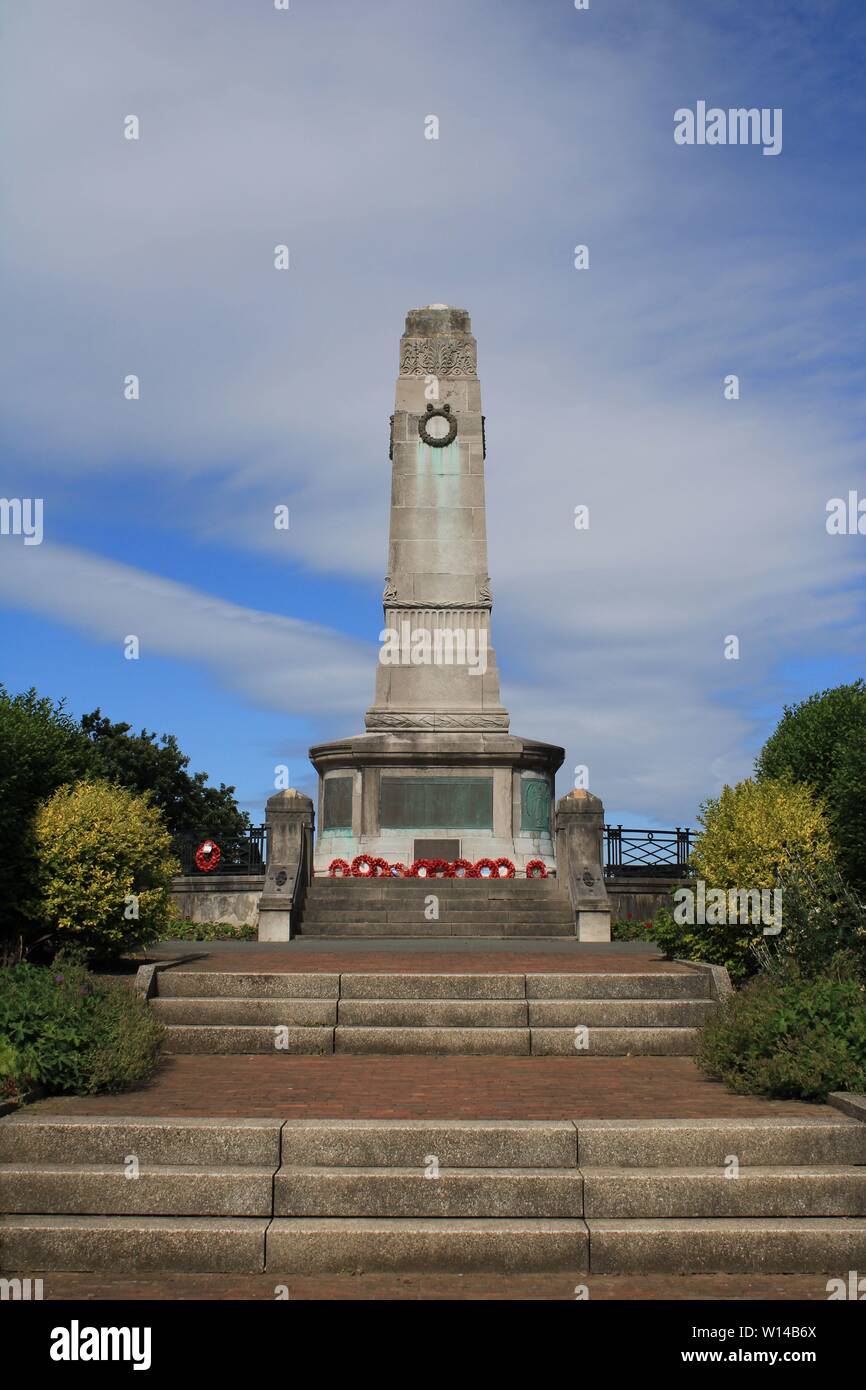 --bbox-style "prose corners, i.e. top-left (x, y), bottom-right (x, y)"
top-left (323, 776), bottom-right (353, 830)
top-left (414, 838), bottom-right (460, 861)
top-left (380, 776), bottom-right (493, 830)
